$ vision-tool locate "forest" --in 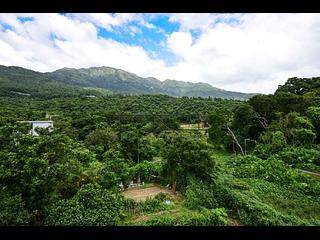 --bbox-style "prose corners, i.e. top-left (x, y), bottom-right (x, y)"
top-left (0, 76), bottom-right (320, 226)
